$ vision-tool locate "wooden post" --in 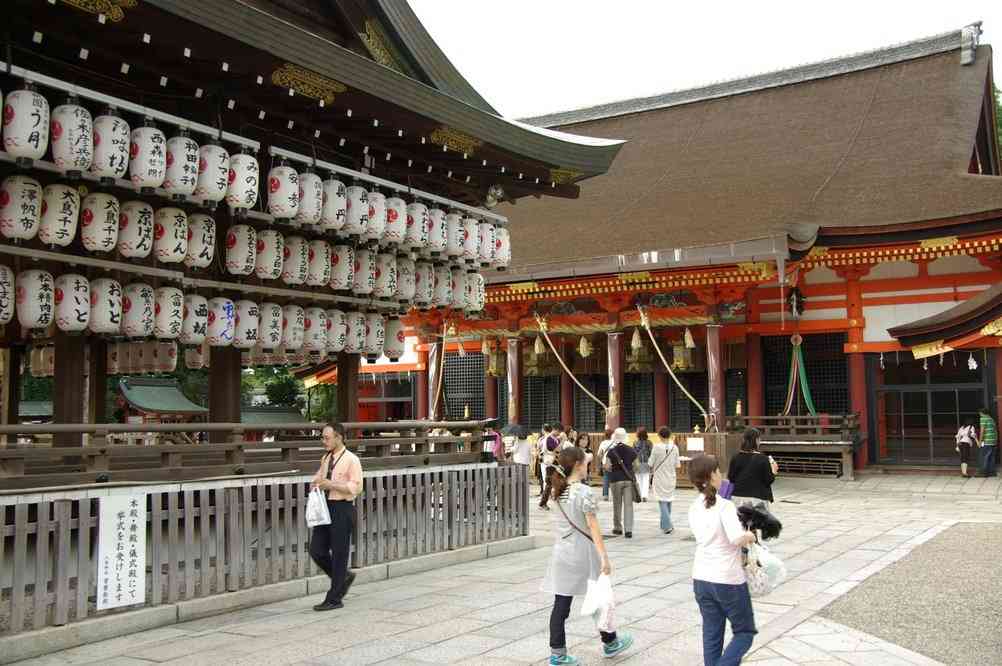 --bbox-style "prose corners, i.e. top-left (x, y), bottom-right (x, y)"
top-left (428, 342), bottom-right (443, 421)
top-left (706, 324), bottom-right (724, 432)
top-left (415, 347), bottom-right (429, 419)
top-left (336, 351), bottom-right (360, 423)
top-left (484, 369), bottom-right (498, 420)
top-left (53, 332), bottom-right (87, 446)
top-left (3, 346), bottom-right (21, 438)
top-left (209, 346), bottom-right (242, 443)
top-left (506, 337), bottom-right (523, 425)
top-left (605, 332), bottom-right (623, 430)
top-left (839, 266), bottom-right (872, 469)
top-left (559, 338), bottom-right (574, 429)
top-left (746, 333), bottom-right (763, 424)
top-left (654, 362), bottom-right (670, 430)
top-left (88, 338), bottom-right (108, 425)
